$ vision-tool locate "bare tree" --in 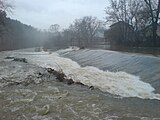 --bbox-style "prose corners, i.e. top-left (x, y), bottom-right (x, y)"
top-left (0, 0), bottom-right (13, 24)
top-left (105, 0), bottom-right (127, 23)
top-left (143, 0), bottom-right (160, 46)
top-left (47, 24), bottom-right (64, 47)
top-left (105, 0), bottom-right (160, 47)
top-left (69, 16), bottom-right (104, 47)
top-left (49, 24), bottom-right (60, 33)
top-left (0, 0), bottom-right (13, 50)
top-left (0, 0), bottom-right (13, 13)
top-left (105, 0), bottom-right (144, 29)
